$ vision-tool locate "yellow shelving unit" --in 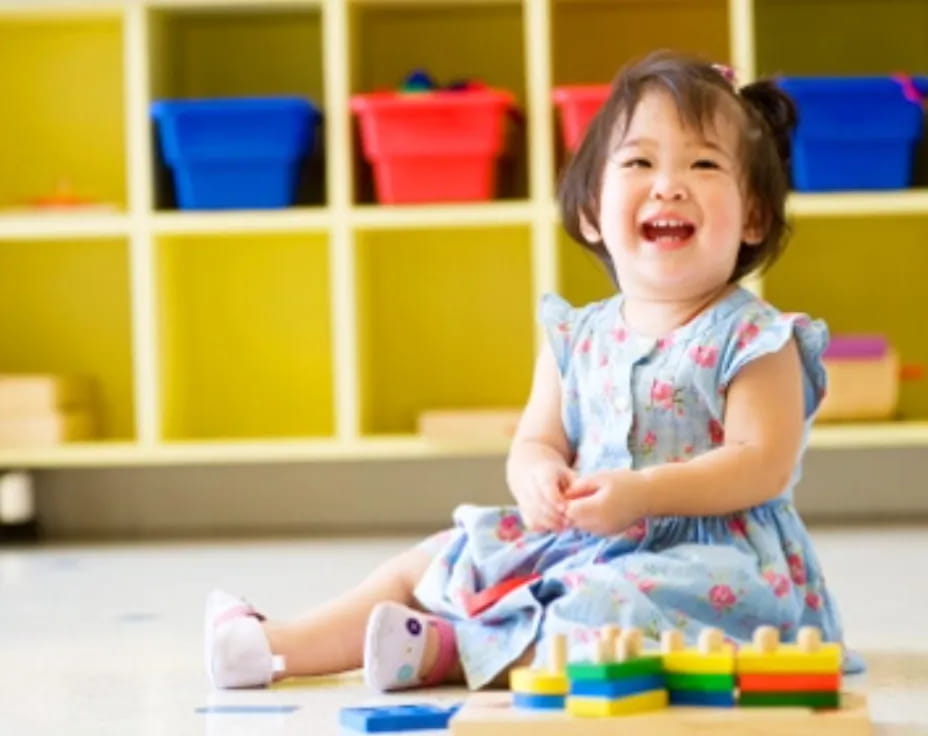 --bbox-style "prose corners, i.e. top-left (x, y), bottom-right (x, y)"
top-left (1, 0), bottom-right (927, 469)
